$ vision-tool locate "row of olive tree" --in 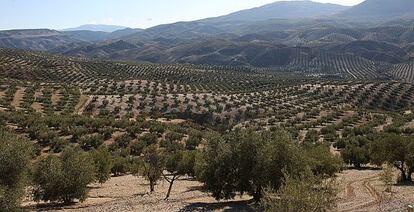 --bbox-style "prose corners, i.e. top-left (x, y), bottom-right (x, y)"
top-left (0, 127), bottom-right (113, 211)
top-left (1, 125), bottom-right (342, 211)
top-left (338, 133), bottom-right (414, 182)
